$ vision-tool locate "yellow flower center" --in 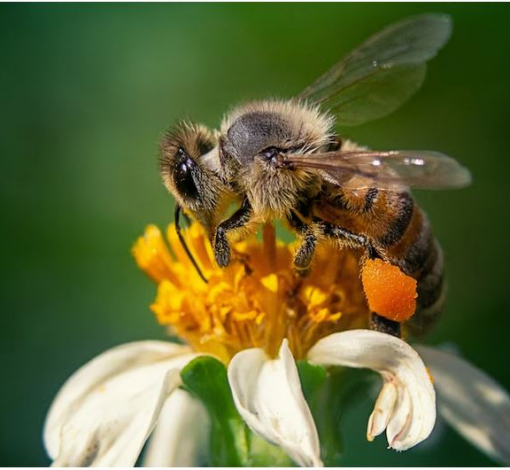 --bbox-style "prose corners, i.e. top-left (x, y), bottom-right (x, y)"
top-left (133, 222), bottom-right (369, 363)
